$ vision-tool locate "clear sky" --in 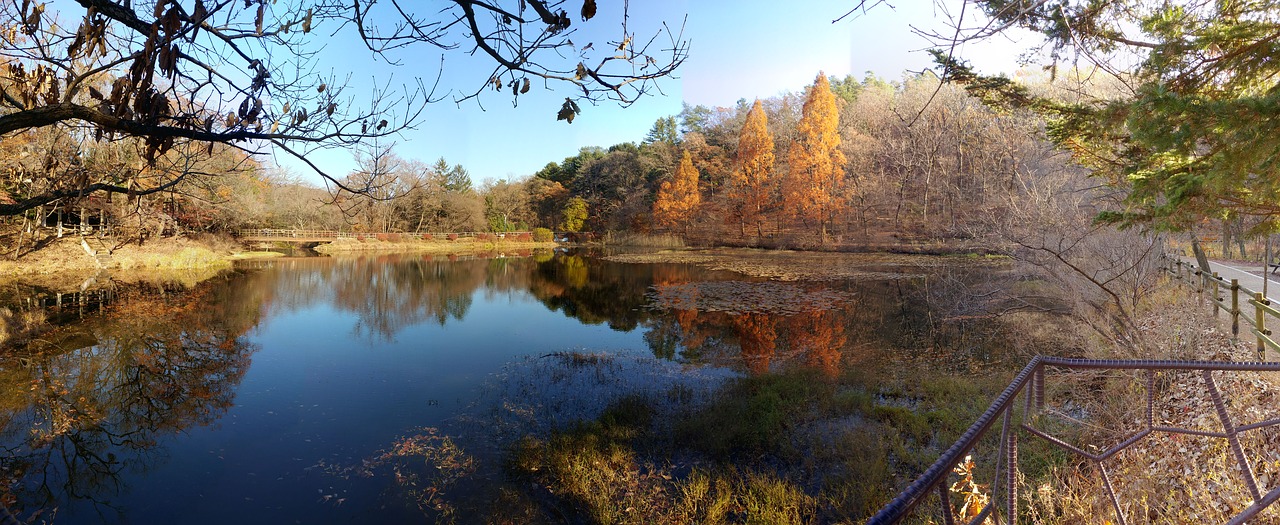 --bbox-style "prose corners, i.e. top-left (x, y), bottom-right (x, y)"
top-left (278, 1), bottom-right (1033, 187)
